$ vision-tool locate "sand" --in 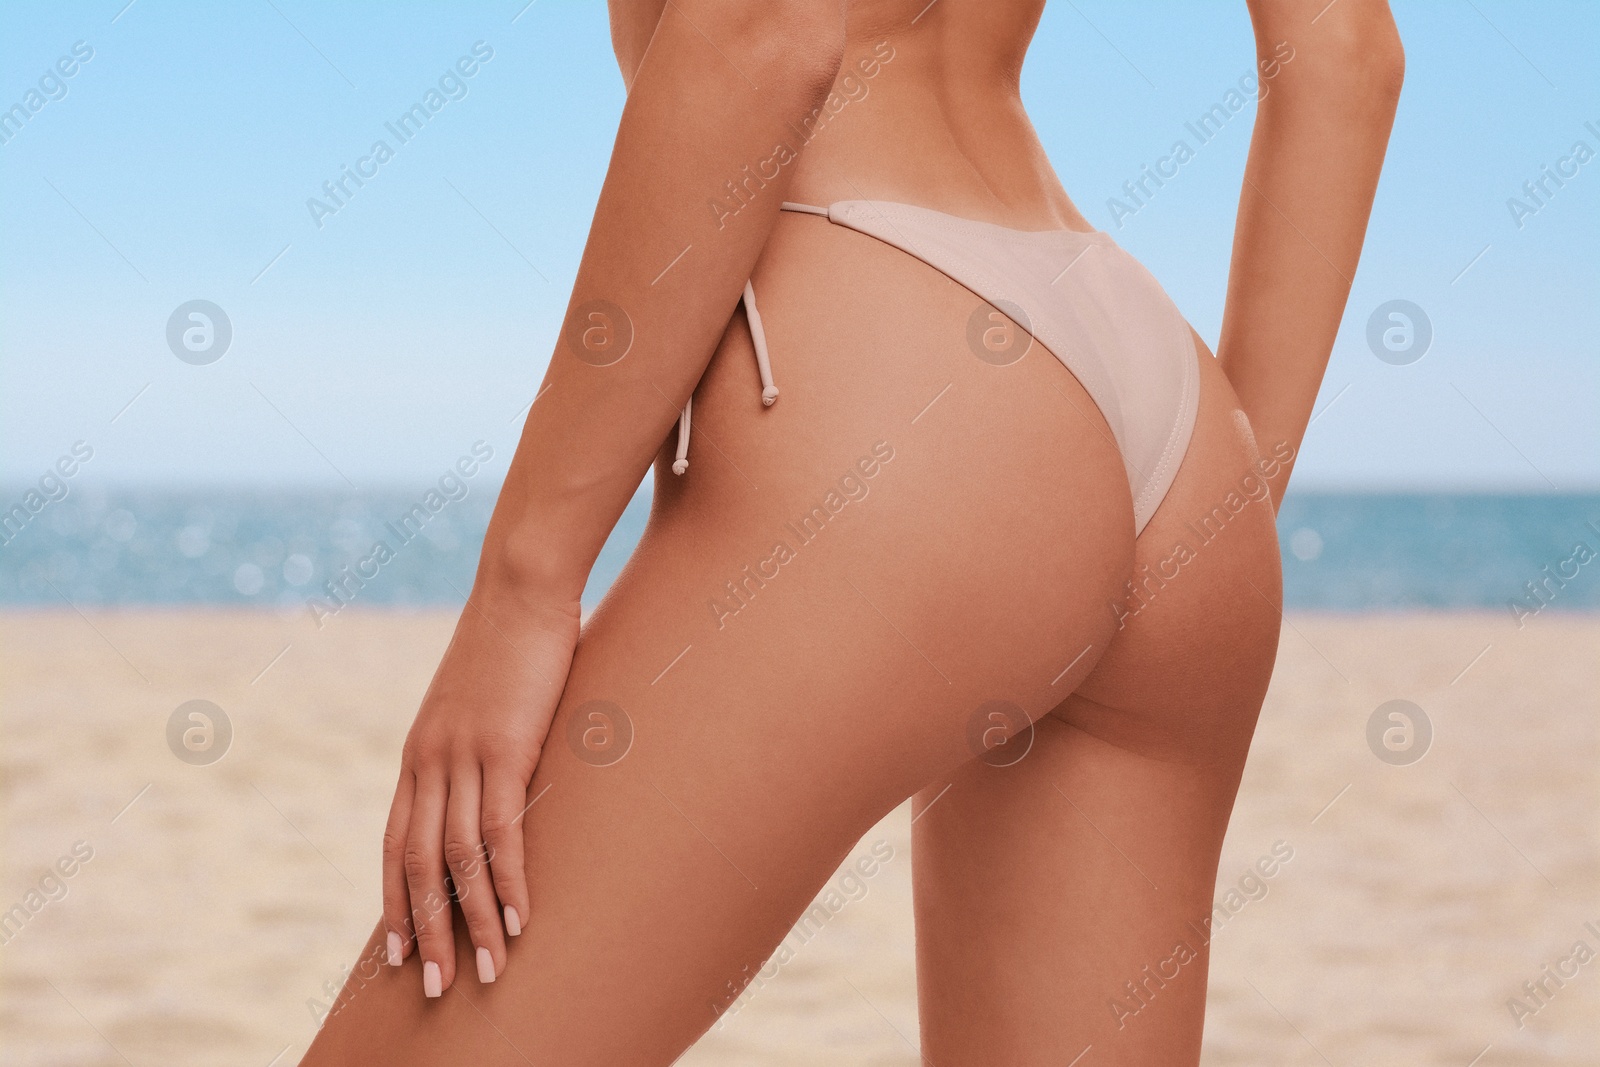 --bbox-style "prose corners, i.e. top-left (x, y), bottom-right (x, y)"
top-left (1, 608), bottom-right (1596, 1066)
